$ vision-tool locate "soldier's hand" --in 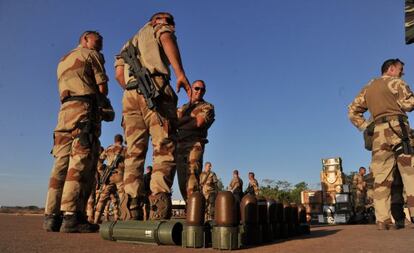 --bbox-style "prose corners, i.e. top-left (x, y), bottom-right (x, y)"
top-left (176, 74), bottom-right (191, 99)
